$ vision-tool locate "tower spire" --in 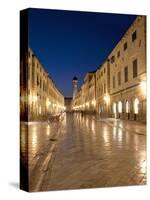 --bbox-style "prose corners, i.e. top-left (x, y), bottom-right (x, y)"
top-left (72, 76), bottom-right (78, 99)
